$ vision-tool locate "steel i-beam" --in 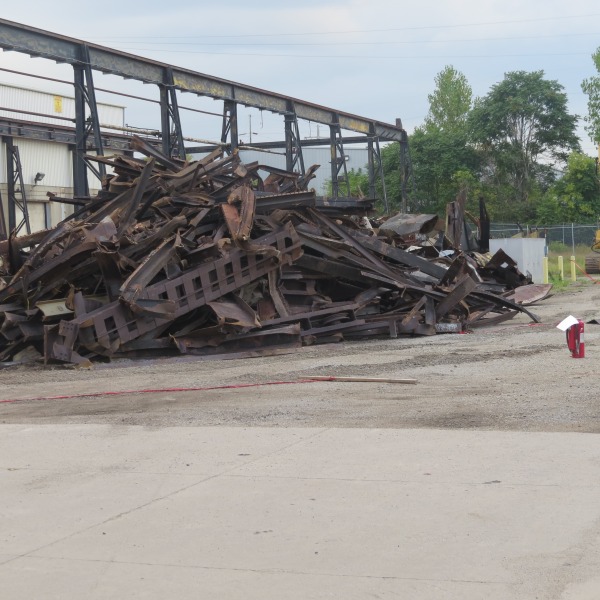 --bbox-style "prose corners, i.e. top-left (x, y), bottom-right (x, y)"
top-left (284, 102), bottom-right (305, 176)
top-left (368, 134), bottom-right (389, 213)
top-left (221, 100), bottom-right (239, 155)
top-left (160, 67), bottom-right (185, 160)
top-left (397, 119), bottom-right (413, 213)
top-left (329, 117), bottom-right (350, 199)
top-left (3, 136), bottom-right (30, 235)
top-left (73, 44), bottom-right (106, 197)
